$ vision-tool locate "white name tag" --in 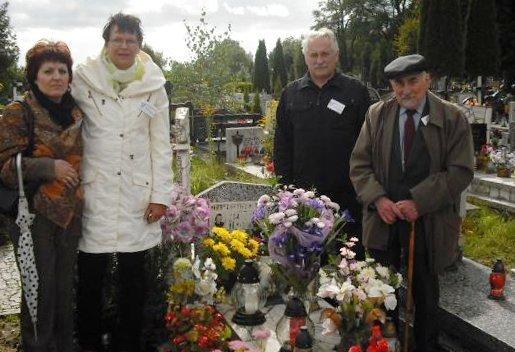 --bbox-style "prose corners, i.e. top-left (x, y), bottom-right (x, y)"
top-left (327, 99), bottom-right (346, 114)
top-left (421, 114), bottom-right (429, 126)
top-left (139, 101), bottom-right (157, 118)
